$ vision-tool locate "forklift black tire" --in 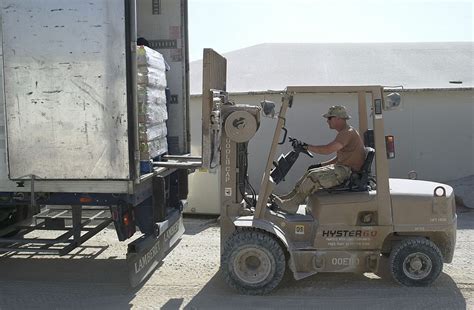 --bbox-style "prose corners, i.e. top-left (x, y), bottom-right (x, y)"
top-left (389, 238), bottom-right (443, 286)
top-left (222, 229), bottom-right (286, 295)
